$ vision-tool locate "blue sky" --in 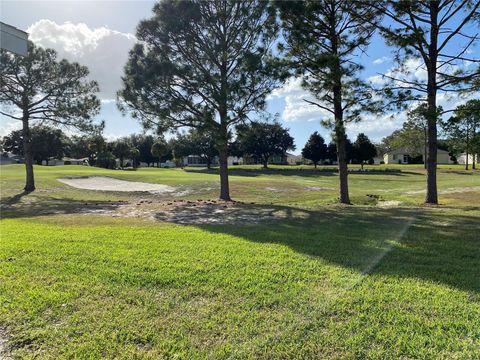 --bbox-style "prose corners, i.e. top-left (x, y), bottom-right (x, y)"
top-left (1, 1), bottom-right (478, 154)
